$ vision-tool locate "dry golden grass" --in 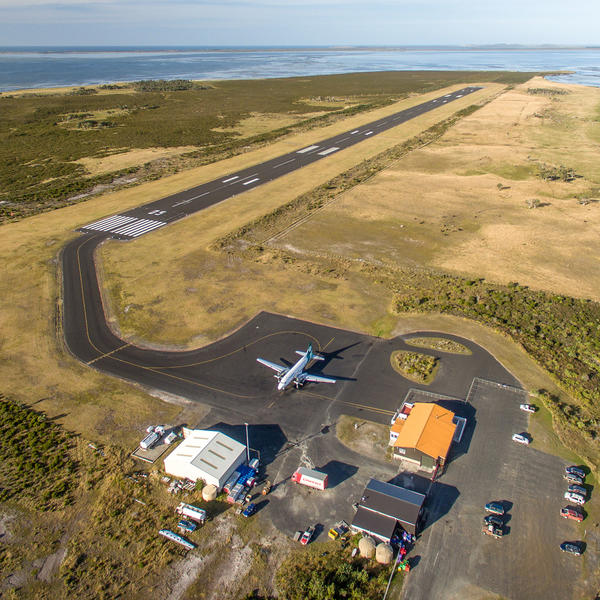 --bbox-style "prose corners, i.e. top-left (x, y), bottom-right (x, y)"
top-left (58, 107), bottom-right (132, 125)
top-left (76, 146), bottom-right (198, 176)
top-left (279, 77), bottom-right (600, 301)
top-left (0, 83), bottom-right (134, 97)
top-left (211, 111), bottom-right (328, 137)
